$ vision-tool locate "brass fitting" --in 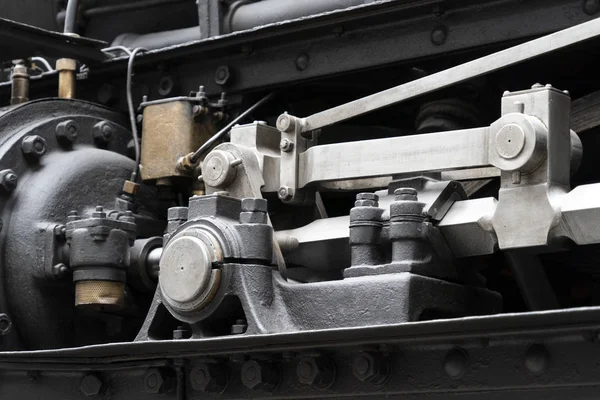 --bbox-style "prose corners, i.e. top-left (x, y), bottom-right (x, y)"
top-left (176, 152), bottom-right (197, 173)
top-left (10, 61), bottom-right (29, 105)
top-left (122, 179), bottom-right (140, 196)
top-left (56, 58), bottom-right (77, 99)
